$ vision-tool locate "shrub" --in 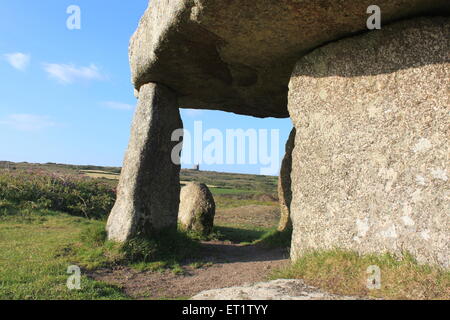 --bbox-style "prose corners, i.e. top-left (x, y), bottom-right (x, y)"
top-left (0, 170), bottom-right (116, 219)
